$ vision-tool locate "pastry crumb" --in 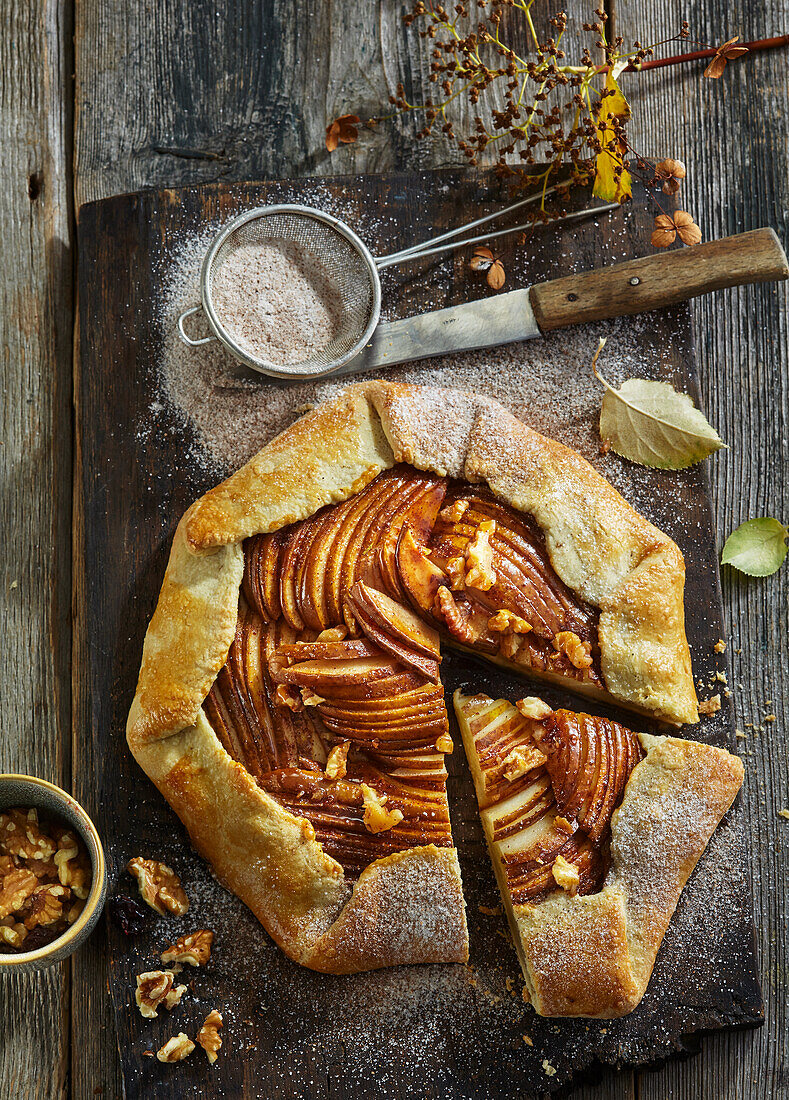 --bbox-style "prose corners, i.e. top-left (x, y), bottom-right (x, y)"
top-left (764, 714), bottom-right (776, 723)
top-left (778, 809), bottom-right (789, 821)
top-left (736, 729), bottom-right (747, 739)
top-left (478, 905), bottom-right (501, 916)
top-left (713, 639), bottom-right (726, 653)
top-left (523, 1034), bottom-right (533, 1046)
top-left (543, 1059), bottom-right (557, 1077)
